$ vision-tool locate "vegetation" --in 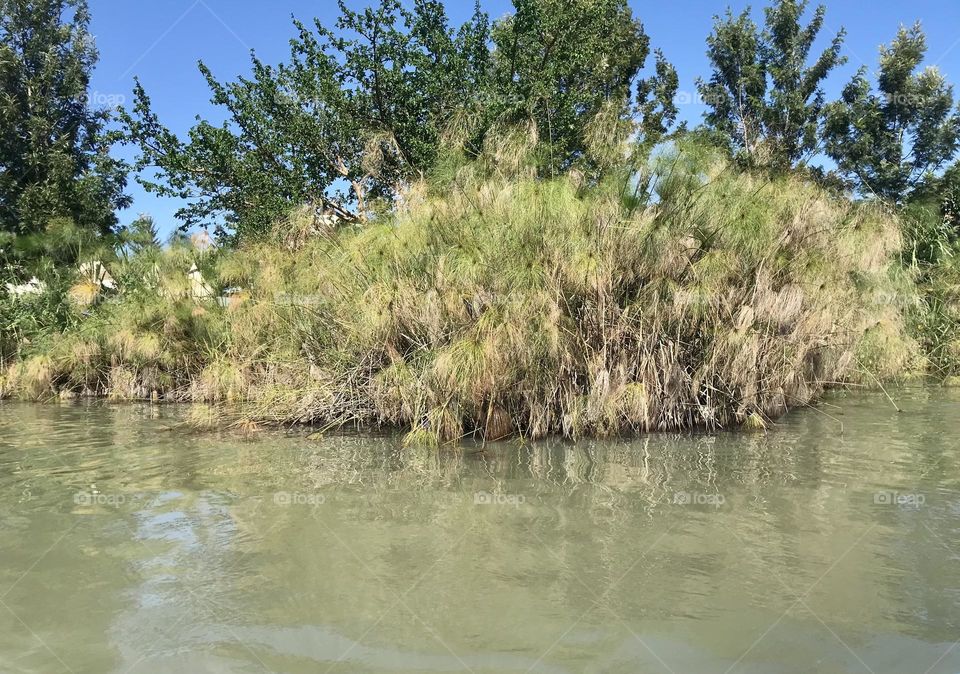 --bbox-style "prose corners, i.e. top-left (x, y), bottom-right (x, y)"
top-left (3, 0), bottom-right (960, 441)
top-left (121, 0), bottom-right (492, 238)
top-left (121, 0), bottom-right (677, 240)
top-left (900, 164), bottom-right (960, 376)
top-left (0, 0), bottom-right (128, 243)
top-left (698, 0), bottom-right (846, 171)
top-left (824, 23), bottom-right (960, 202)
top-left (0, 138), bottom-right (920, 443)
